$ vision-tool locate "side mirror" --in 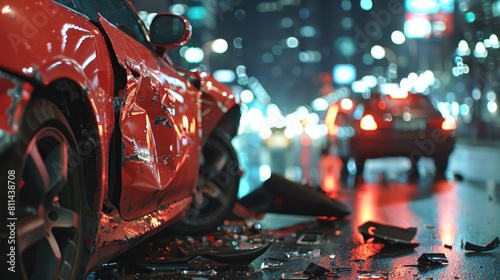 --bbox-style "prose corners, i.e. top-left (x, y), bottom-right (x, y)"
top-left (149, 13), bottom-right (192, 48)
